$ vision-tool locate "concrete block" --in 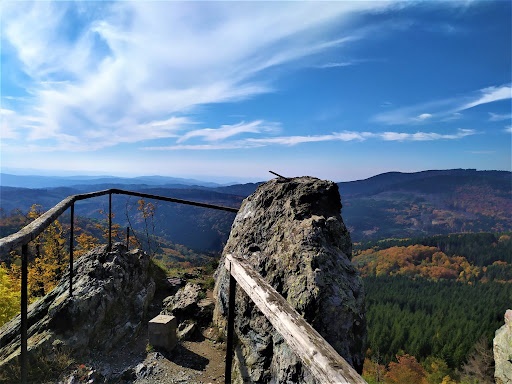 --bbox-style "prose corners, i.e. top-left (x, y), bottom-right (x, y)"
top-left (148, 314), bottom-right (177, 351)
